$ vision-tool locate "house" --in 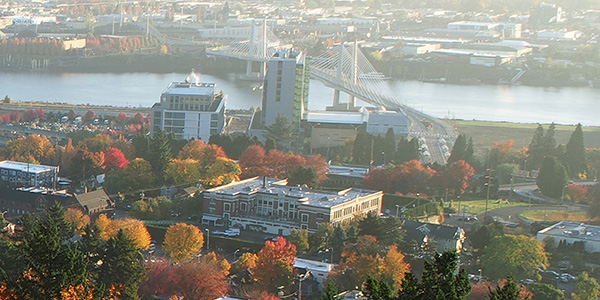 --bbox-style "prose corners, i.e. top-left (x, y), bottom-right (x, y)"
top-left (402, 220), bottom-right (466, 253)
top-left (74, 189), bottom-right (113, 217)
